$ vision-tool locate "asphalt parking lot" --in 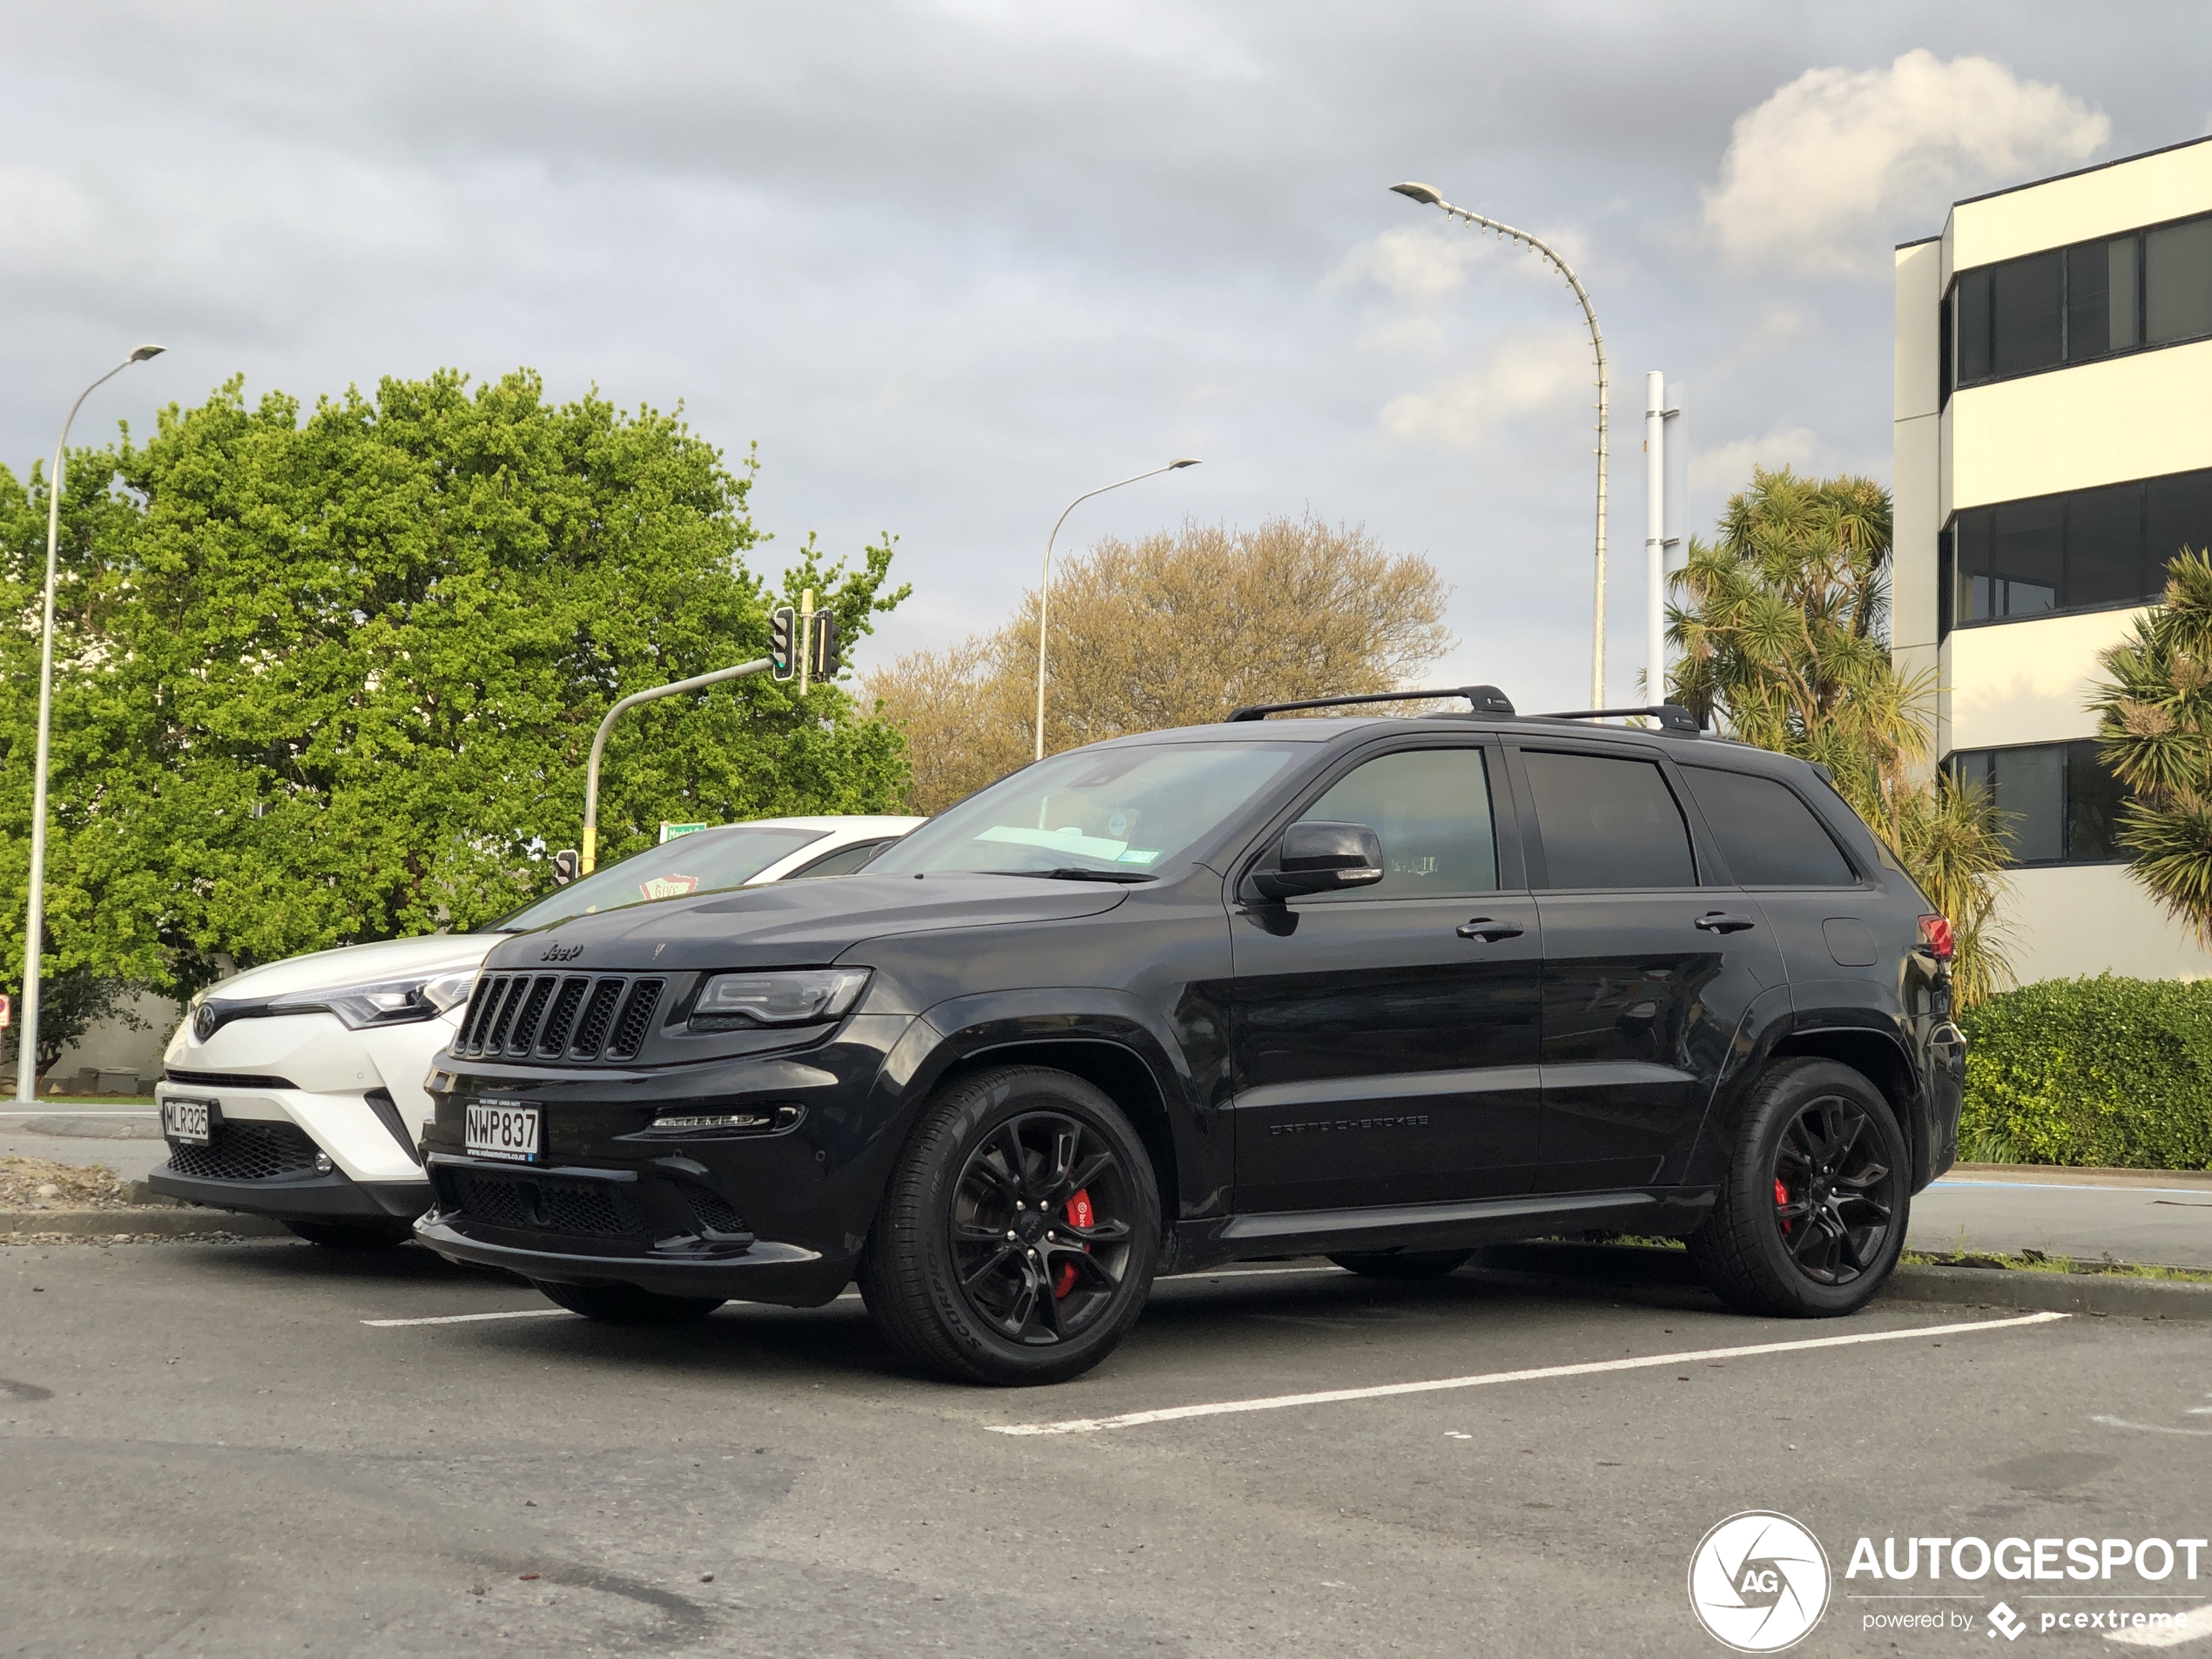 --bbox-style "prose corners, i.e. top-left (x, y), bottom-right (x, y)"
top-left (5, 1236), bottom-right (2209, 1657)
